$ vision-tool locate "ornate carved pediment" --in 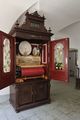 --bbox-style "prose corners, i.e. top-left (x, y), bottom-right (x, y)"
top-left (19, 11), bottom-right (47, 32)
top-left (9, 11), bottom-right (53, 43)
